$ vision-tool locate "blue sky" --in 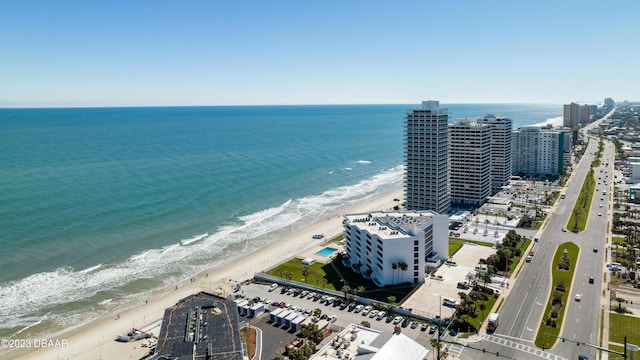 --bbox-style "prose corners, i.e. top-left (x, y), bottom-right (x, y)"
top-left (2, 0), bottom-right (638, 107)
